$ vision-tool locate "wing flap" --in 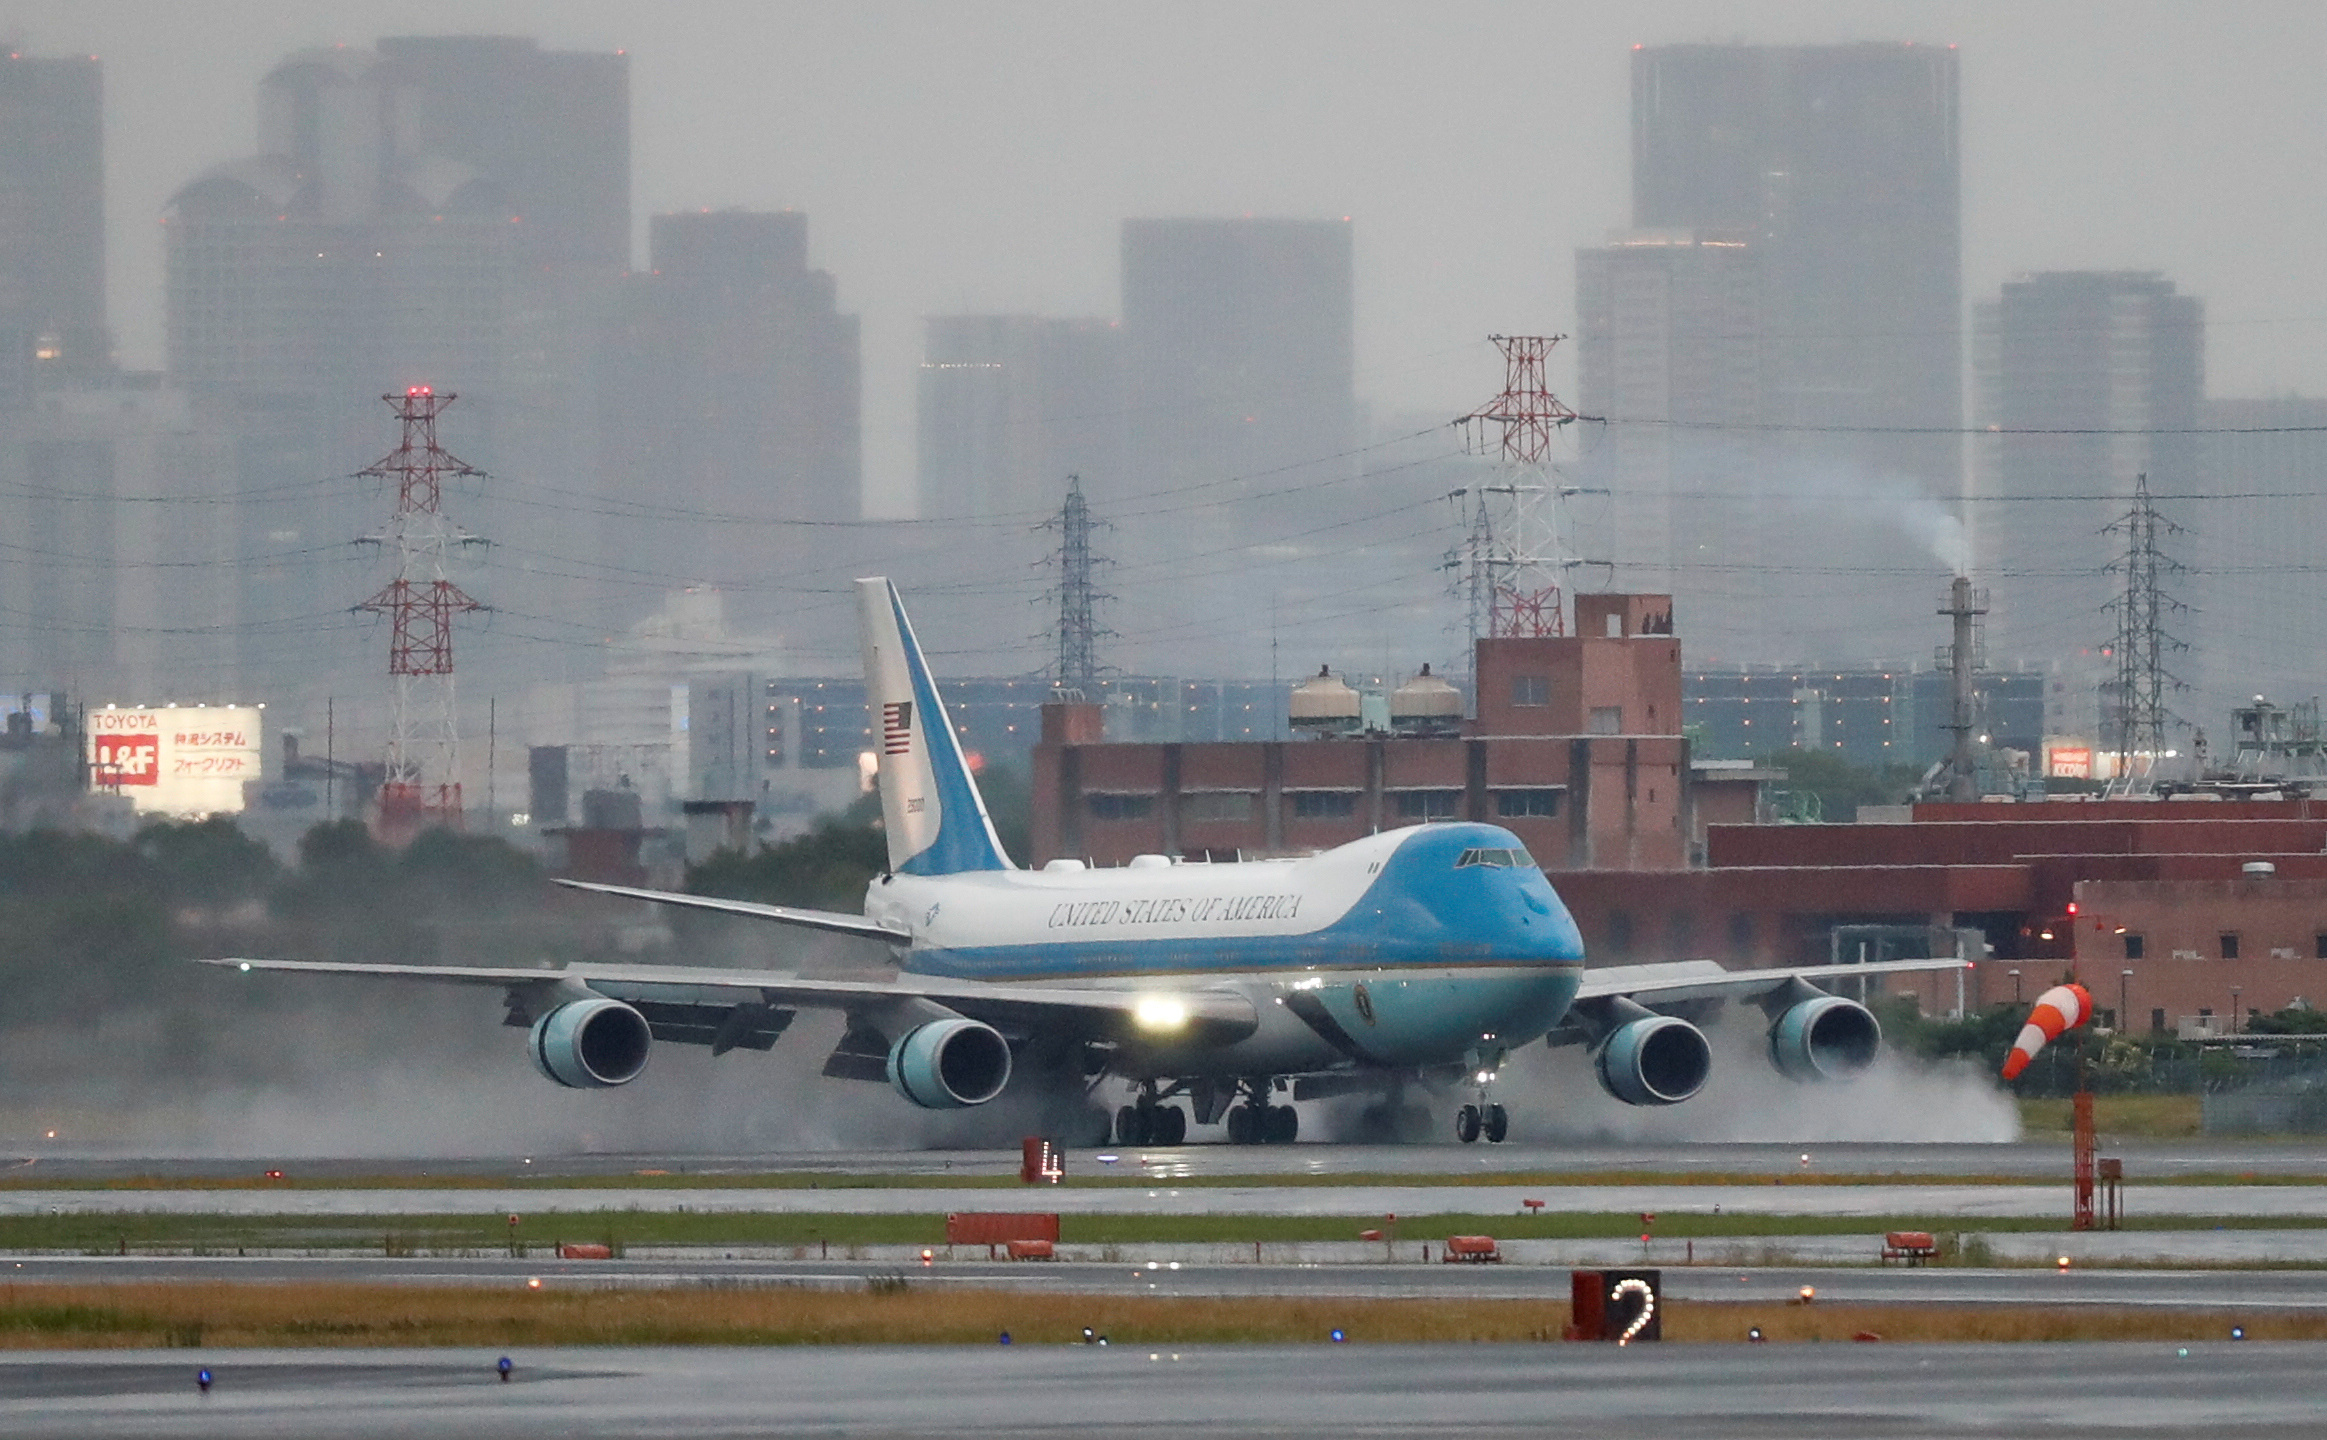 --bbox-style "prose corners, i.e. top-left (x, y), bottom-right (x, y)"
top-left (628, 999), bottom-right (795, 1053)
top-left (552, 879), bottom-right (907, 942)
top-left (1571, 956), bottom-right (1970, 1005)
